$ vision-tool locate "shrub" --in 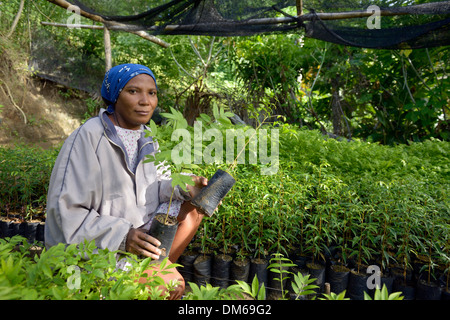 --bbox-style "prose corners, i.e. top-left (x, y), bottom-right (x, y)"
top-left (0, 144), bottom-right (58, 216)
top-left (0, 236), bottom-right (179, 300)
